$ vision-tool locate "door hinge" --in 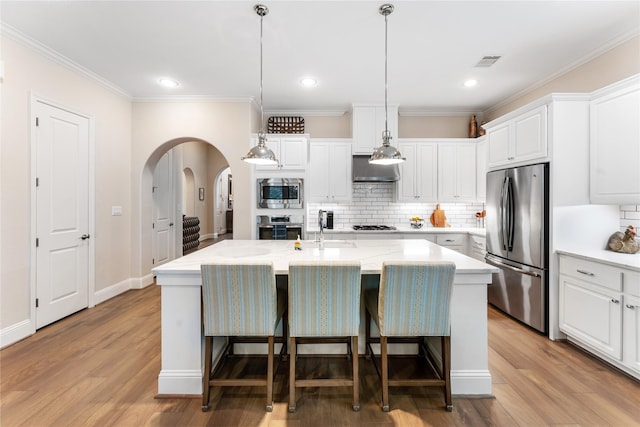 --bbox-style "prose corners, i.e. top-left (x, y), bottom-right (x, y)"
top-left (35, 298), bottom-right (39, 308)
top-left (152, 223), bottom-right (155, 229)
top-left (36, 117), bottom-right (39, 127)
top-left (152, 258), bottom-right (155, 265)
top-left (36, 238), bottom-right (39, 247)
top-left (36, 177), bottom-right (39, 187)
